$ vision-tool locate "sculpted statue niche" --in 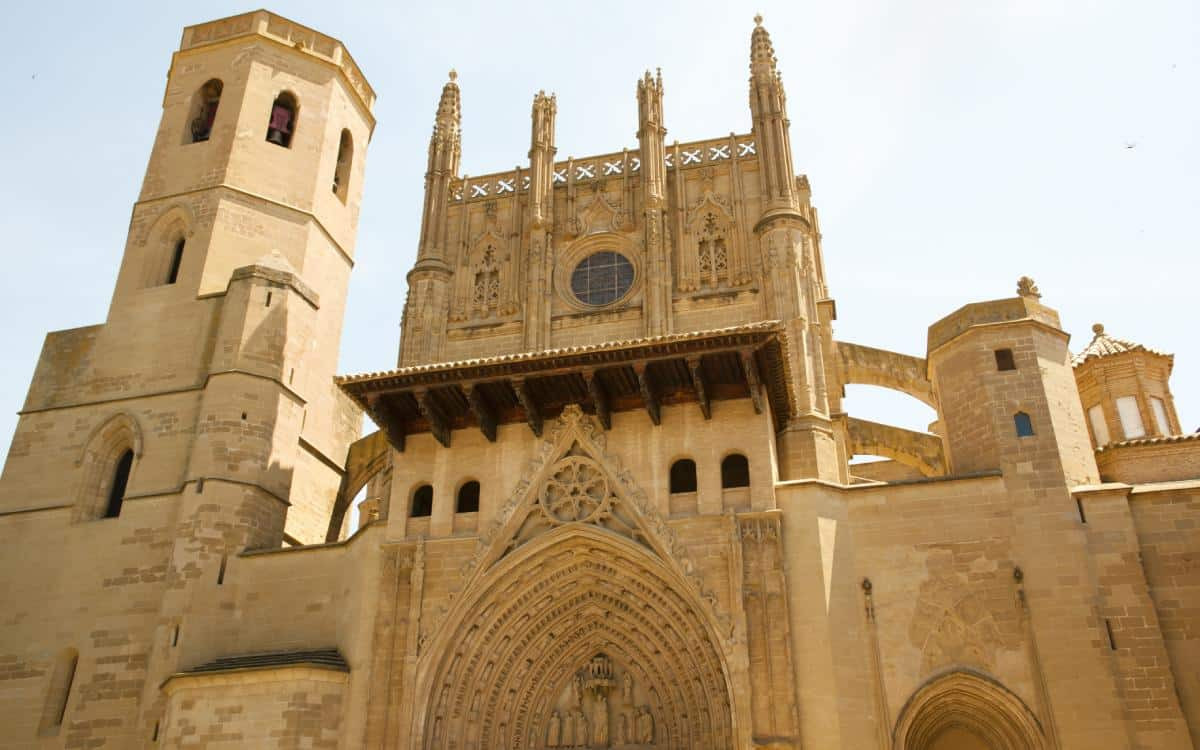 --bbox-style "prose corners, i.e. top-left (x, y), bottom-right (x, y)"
top-left (542, 654), bottom-right (657, 748)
